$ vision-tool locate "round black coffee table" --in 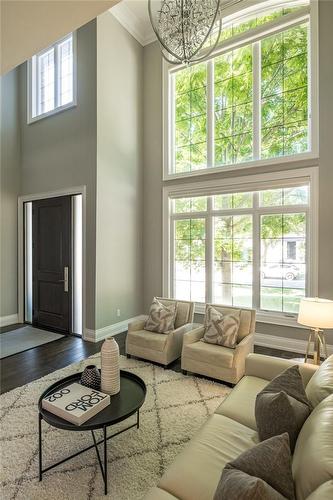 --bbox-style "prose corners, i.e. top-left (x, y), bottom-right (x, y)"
top-left (38, 370), bottom-right (146, 495)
